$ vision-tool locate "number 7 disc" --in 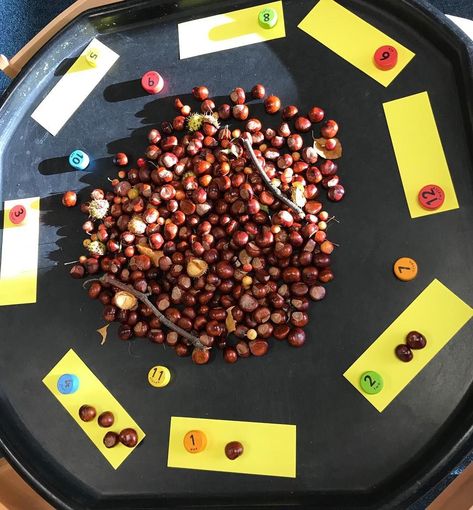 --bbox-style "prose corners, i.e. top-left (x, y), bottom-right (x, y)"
top-left (393, 257), bottom-right (418, 281)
